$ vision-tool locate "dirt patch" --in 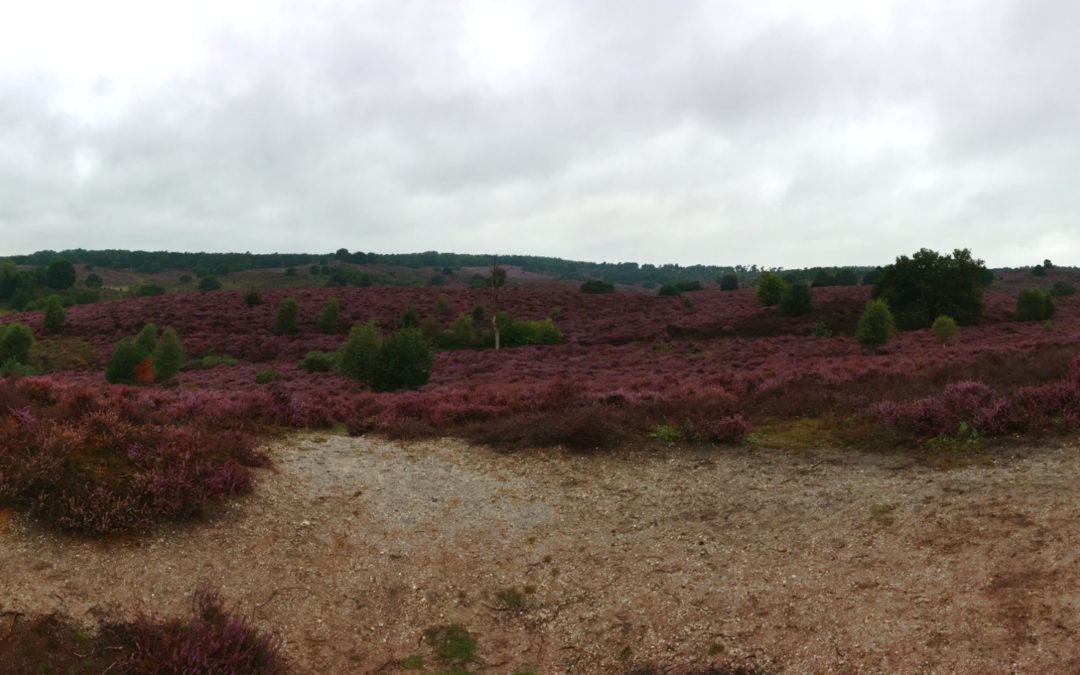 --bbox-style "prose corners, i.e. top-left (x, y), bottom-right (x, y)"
top-left (4, 434), bottom-right (1080, 672)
